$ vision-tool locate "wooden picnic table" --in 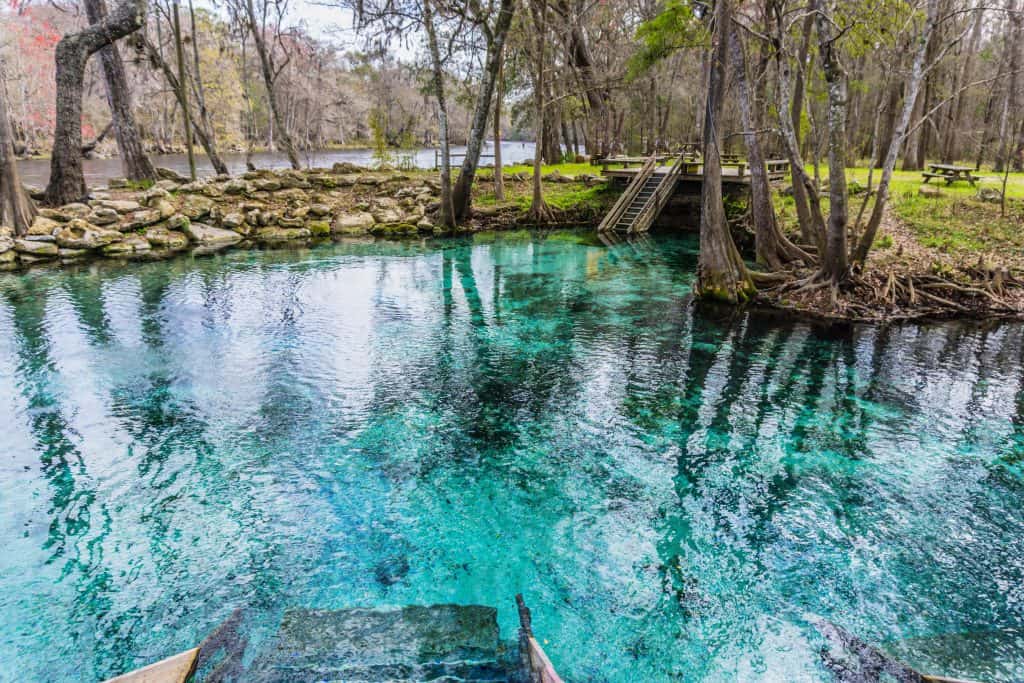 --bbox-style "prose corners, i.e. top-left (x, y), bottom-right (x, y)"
top-left (922, 163), bottom-right (980, 186)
